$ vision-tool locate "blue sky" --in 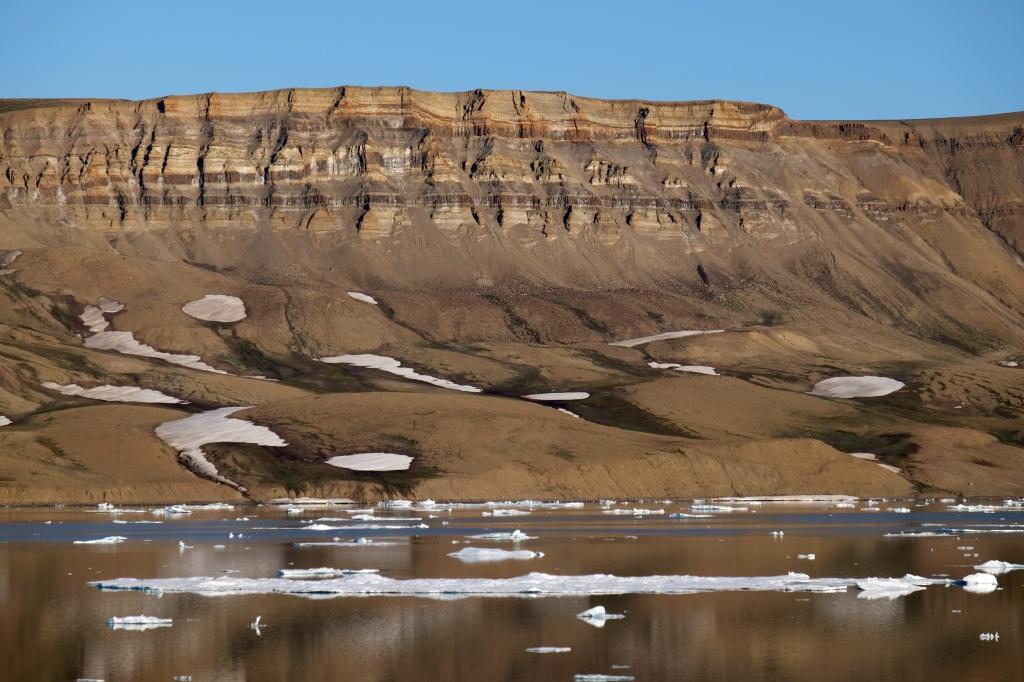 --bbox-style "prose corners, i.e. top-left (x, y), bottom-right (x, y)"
top-left (3, 0), bottom-right (1021, 120)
